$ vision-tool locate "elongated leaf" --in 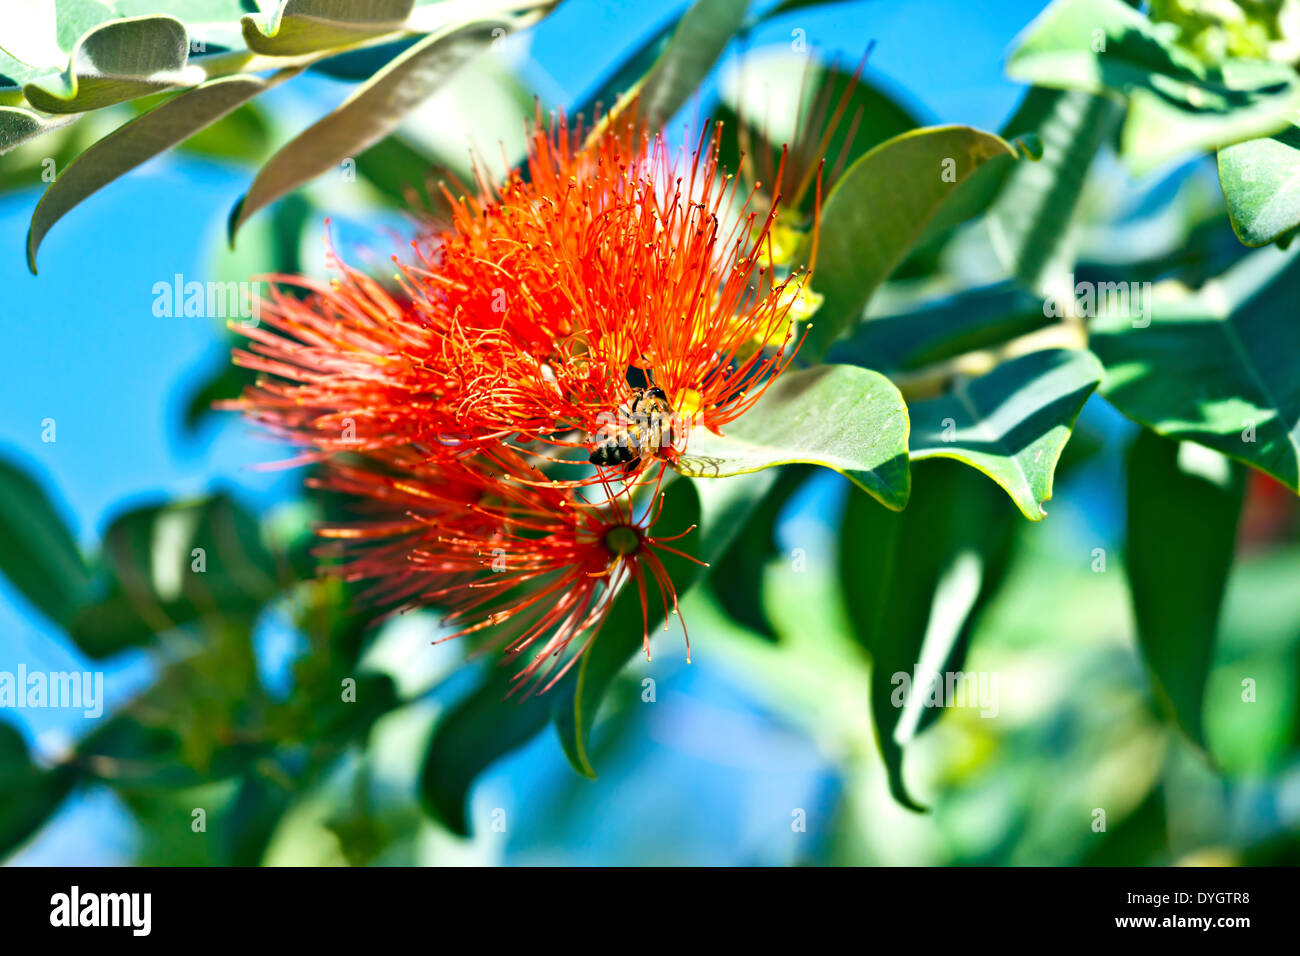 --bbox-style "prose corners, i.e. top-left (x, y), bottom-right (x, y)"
top-left (1218, 125), bottom-right (1300, 248)
top-left (553, 470), bottom-right (778, 777)
top-left (24, 16), bottom-right (198, 115)
top-left (0, 105), bottom-right (76, 154)
top-left (1126, 430), bottom-right (1244, 745)
top-left (1007, 0), bottom-right (1300, 173)
top-left (0, 456), bottom-right (91, 627)
top-left (909, 348), bottom-right (1104, 520)
top-left (987, 88), bottom-right (1122, 296)
top-left (827, 280), bottom-right (1052, 373)
top-left (841, 462), bottom-right (1016, 811)
top-left (707, 465), bottom-right (811, 640)
top-left (27, 71), bottom-right (296, 274)
top-left (241, 0), bottom-right (414, 57)
top-left (803, 125), bottom-right (1017, 355)
top-left (419, 665), bottom-right (556, 836)
top-left (674, 364), bottom-right (911, 511)
top-left (608, 0), bottom-right (749, 132)
top-left (1093, 244), bottom-right (1300, 491)
top-left (228, 18), bottom-right (505, 243)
